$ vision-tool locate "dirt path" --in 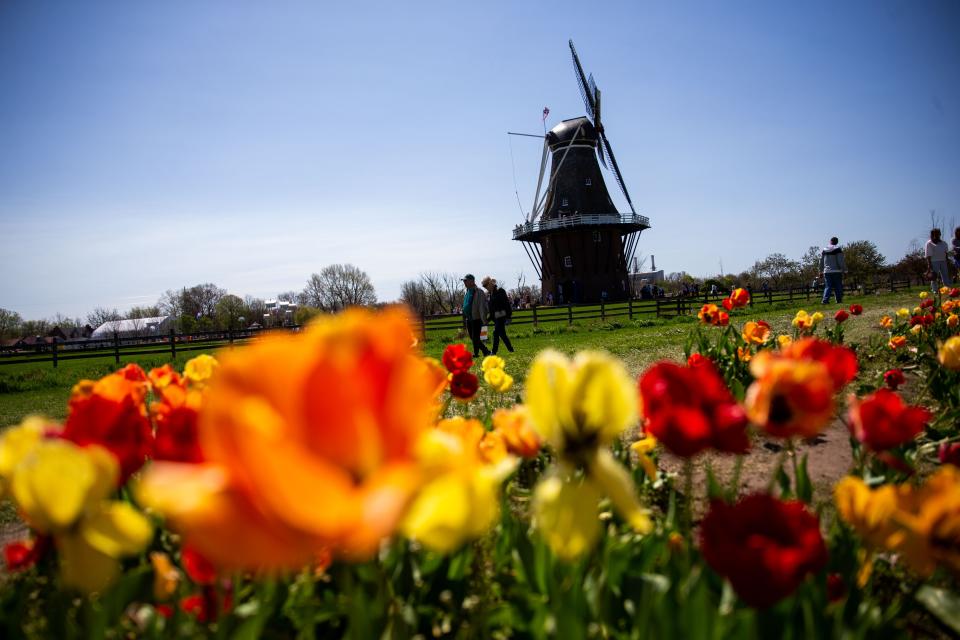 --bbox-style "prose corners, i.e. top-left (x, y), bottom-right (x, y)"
top-left (657, 417), bottom-right (853, 518)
